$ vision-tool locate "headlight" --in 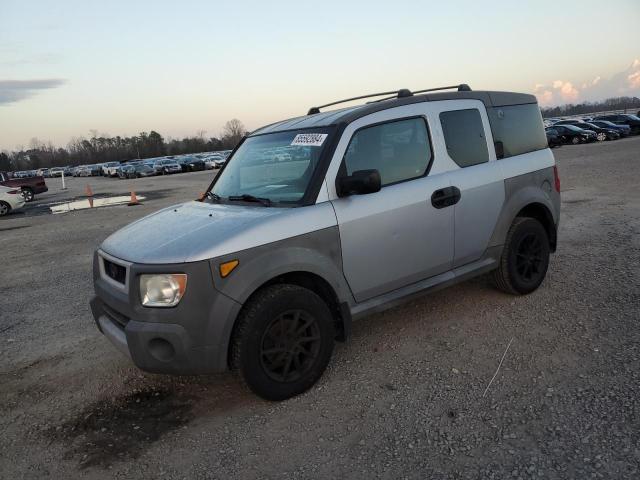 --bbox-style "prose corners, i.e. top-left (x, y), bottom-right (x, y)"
top-left (140, 274), bottom-right (187, 307)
